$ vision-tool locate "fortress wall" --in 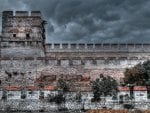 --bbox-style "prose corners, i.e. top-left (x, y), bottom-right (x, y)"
top-left (46, 43), bottom-right (150, 52)
top-left (0, 53), bottom-right (145, 86)
top-left (45, 51), bottom-right (149, 69)
top-left (43, 52), bottom-right (147, 81)
top-left (46, 59), bottom-right (144, 69)
top-left (1, 10), bottom-right (150, 86)
top-left (82, 69), bottom-right (124, 81)
top-left (46, 52), bottom-right (150, 59)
